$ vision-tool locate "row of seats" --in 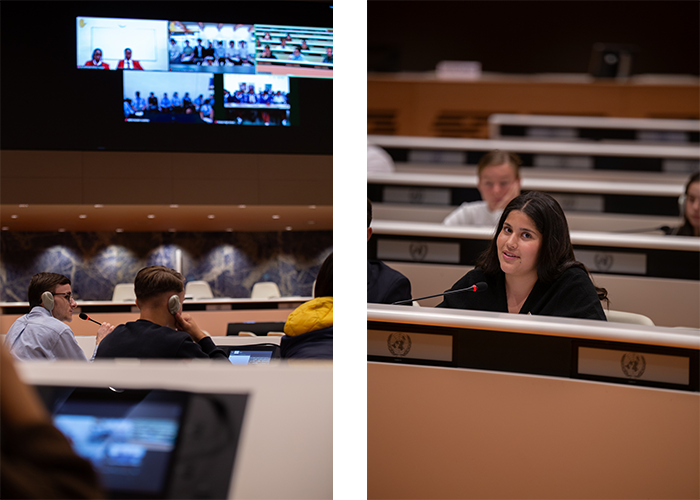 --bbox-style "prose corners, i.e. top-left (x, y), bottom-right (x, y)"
top-left (112, 281), bottom-right (282, 302)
